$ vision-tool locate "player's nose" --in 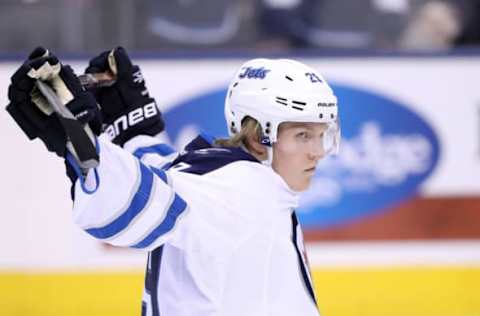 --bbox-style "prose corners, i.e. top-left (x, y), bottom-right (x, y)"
top-left (308, 145), bottom-right (324, 162)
